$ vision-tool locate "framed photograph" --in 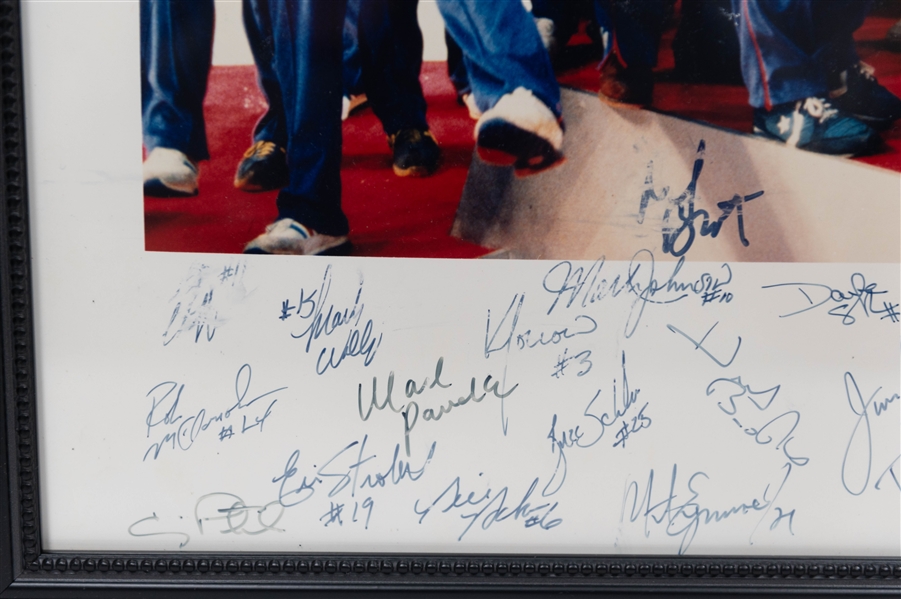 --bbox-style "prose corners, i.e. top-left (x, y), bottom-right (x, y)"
top-left (2, 0), bottom-right (899, 596)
